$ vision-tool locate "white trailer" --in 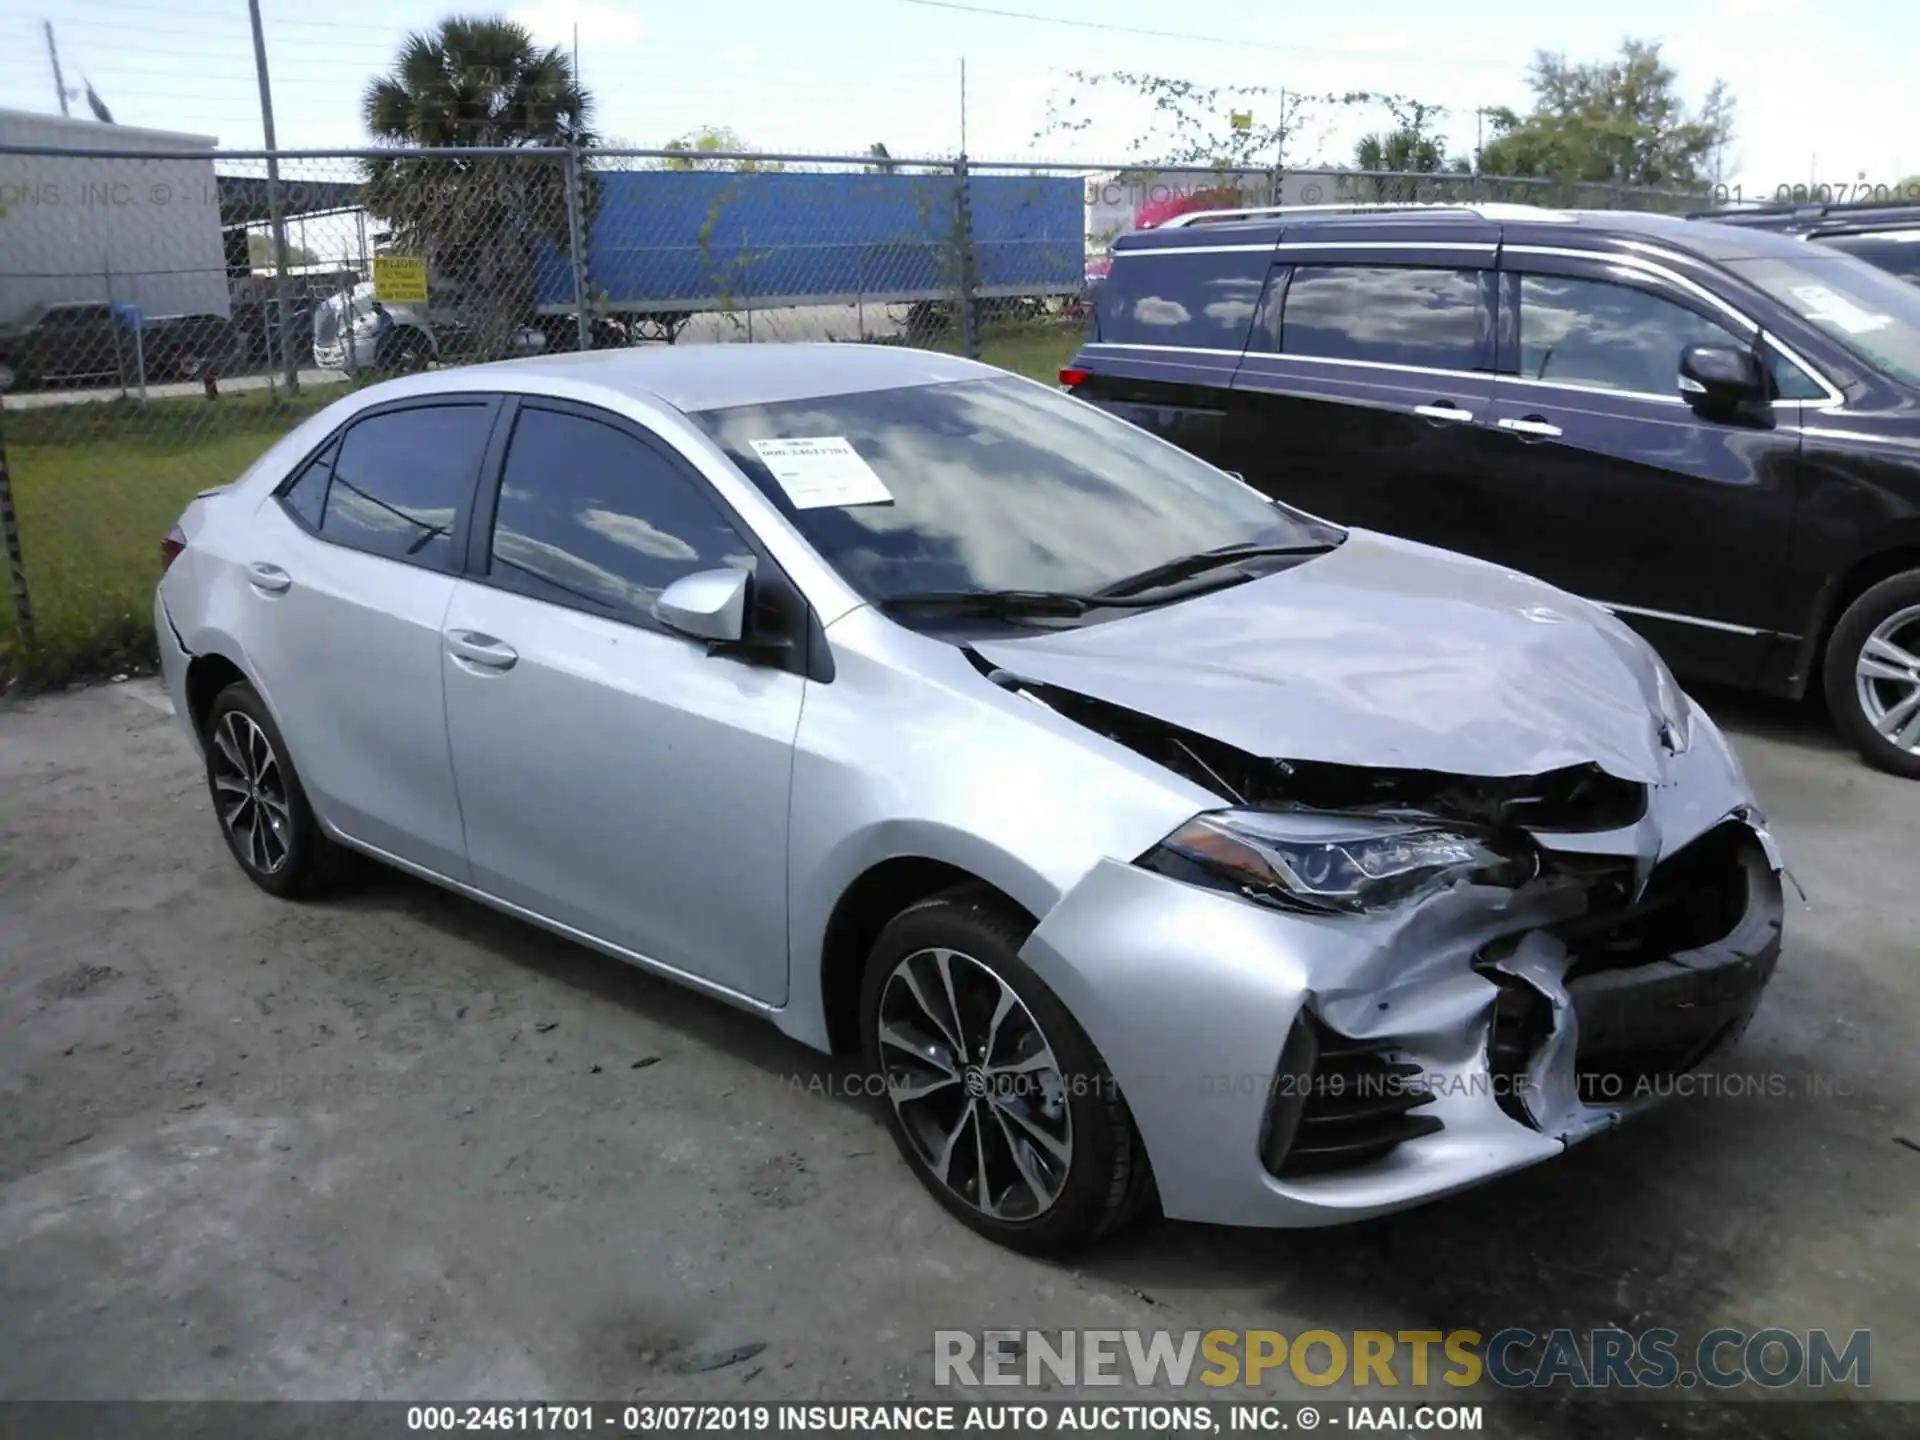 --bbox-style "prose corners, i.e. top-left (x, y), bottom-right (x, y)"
top-left (0, 108), bottom-right (229, 326)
